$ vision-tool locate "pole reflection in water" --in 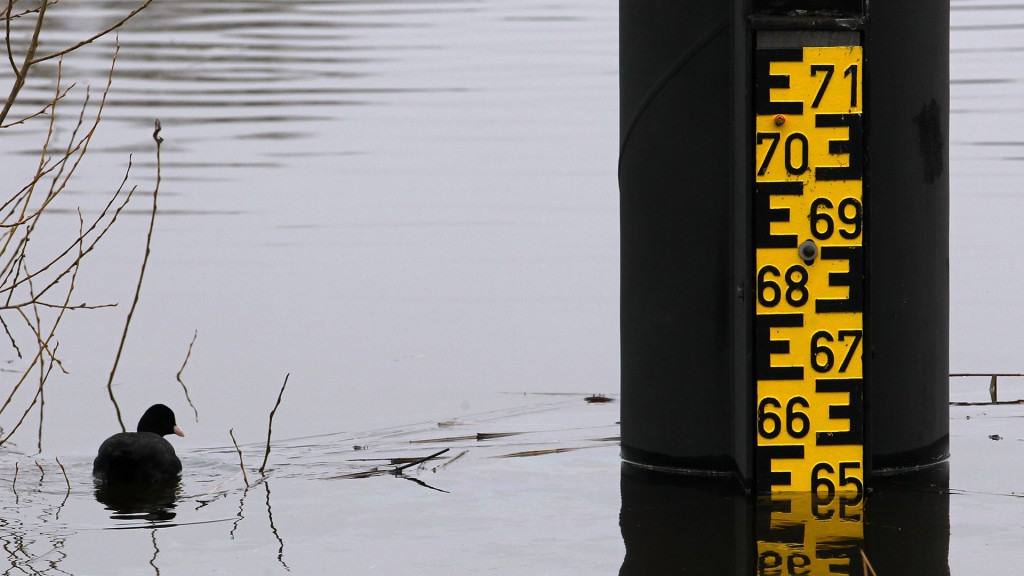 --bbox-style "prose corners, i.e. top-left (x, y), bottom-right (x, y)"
top-left (755, 493), bottom-right (863, 575)
top-left (619, 464), bottom-right (949, 575)
top-left (619, 466), bottom-right (753, 574)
